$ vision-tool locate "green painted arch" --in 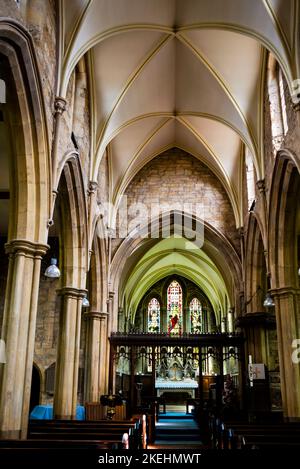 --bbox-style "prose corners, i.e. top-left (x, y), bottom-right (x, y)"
top-left (122, 236), bottom-right (229, 324)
